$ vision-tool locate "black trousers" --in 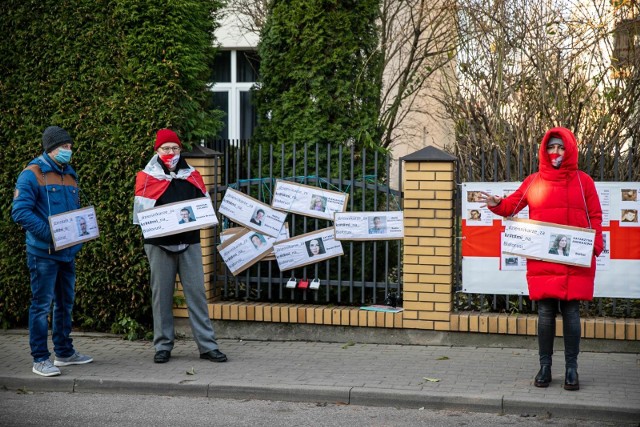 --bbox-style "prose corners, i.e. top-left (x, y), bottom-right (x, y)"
top-left (537, 299), bottom-right (581, 369)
